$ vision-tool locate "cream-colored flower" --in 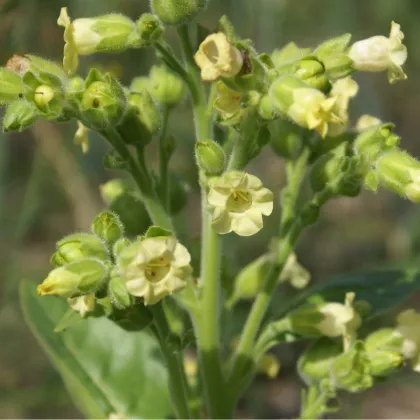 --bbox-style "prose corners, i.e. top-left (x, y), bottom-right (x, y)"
top-left (356, 114), bottom-right (382, 132)
top-left (213, 82), bottom-right (242, 122)
top-left (395, 309), bottom-right (420, 372)
top-left (208, 171), bottom-right (273, 236)
top-left (68, 294), bottom-right (95, 317)
top-left (316, 292), bottom-right (361, 350)
top-left (122, 236), bottom-right (191, 306)
top-left (348, 21), bottom-right (407, 84)
top-left (74, 120), bottom-right (90, 153)
top-left (194, 32), bottom-right (243, 81)
top-left (288, 88), bottom-right (341, 138)
top-left (330, 77), bottom-right (359, 133)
